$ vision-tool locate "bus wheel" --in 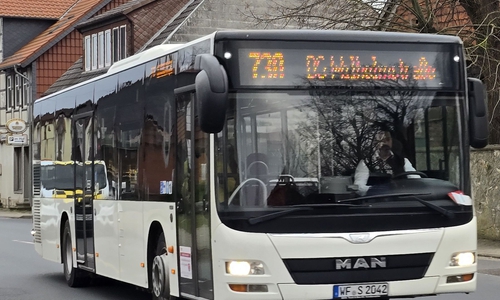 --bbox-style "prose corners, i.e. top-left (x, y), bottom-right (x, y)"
top-left (62, 220), bottom-right (90, 287)
top-left (151, 233), bottom-right (174, 300)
